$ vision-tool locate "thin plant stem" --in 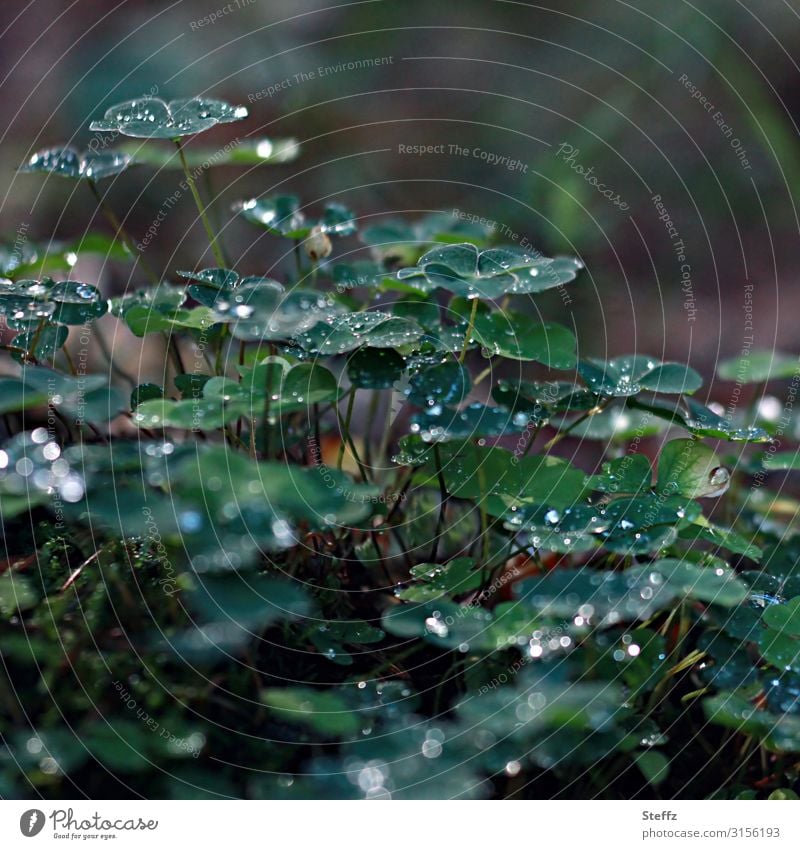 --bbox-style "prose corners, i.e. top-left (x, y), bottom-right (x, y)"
top-left (363, 390), bottom-right (381, 467)
top-left (337, 390), bottom-right (357, 471)
top-left (61, 346), bottom-right (77, 376)
top-left (293, 240), bottom-right (303, 277)
top-left (459, 297), bottom-right (480, 364)
top-left (86, 180), bottom-right (159, 284)
top-left (473, 364), bottom-right (493, 385)
top-left (262, 370), bottom-right (274, 459)
top-left (543, 398), bottom-right (611, 452)
top-left (202, 168), bottom-right (229, 268)
top-left (430, 443), bottom-right (448, 562)
top-left (174, 139), bottom-right (226, 268)
top-left (95, 321), bottom-right (137, 387)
